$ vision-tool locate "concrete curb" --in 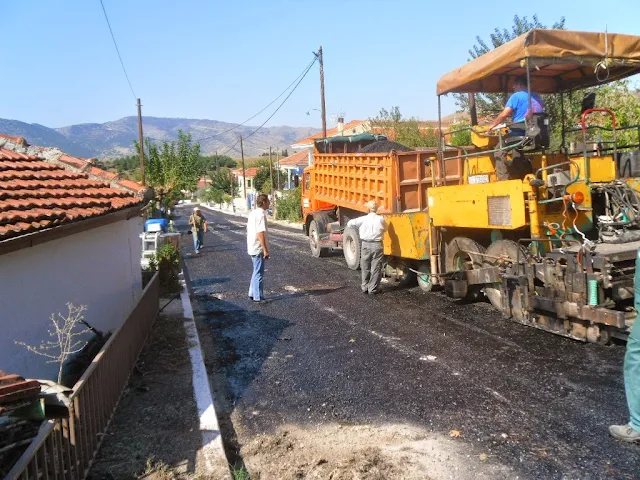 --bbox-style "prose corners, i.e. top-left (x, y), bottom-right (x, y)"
top-left (178, 273), bottom-right (231, 479)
